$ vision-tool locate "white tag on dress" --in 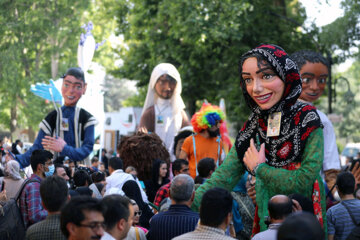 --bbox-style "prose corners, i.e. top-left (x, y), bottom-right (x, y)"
top-left (267, 112), bottom-right (281, 137)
